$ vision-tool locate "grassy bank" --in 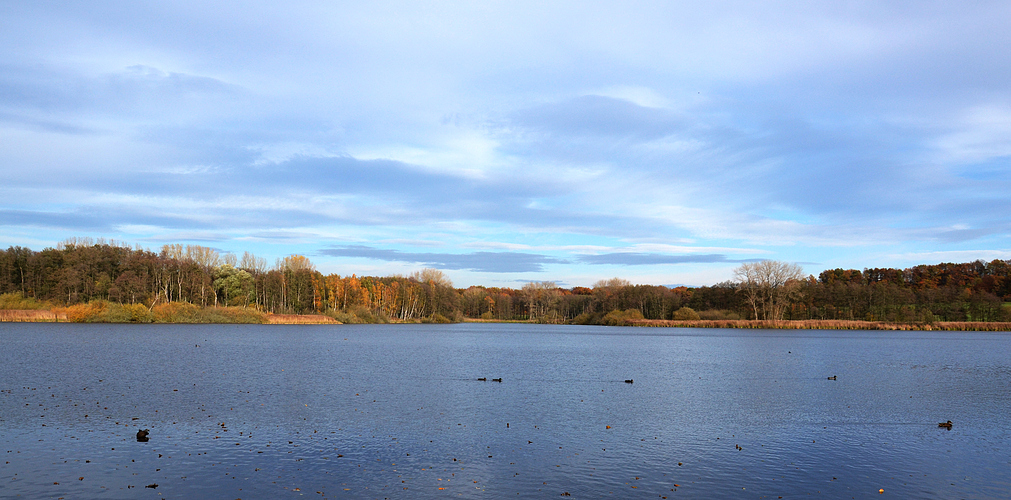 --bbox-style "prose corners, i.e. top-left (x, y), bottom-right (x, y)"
top-left (0, 300), bottom-right (265, 324)
top-left (0, 300), bottom-right (447, 325)
top-left (0, 307), bottom-right (346, 324)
